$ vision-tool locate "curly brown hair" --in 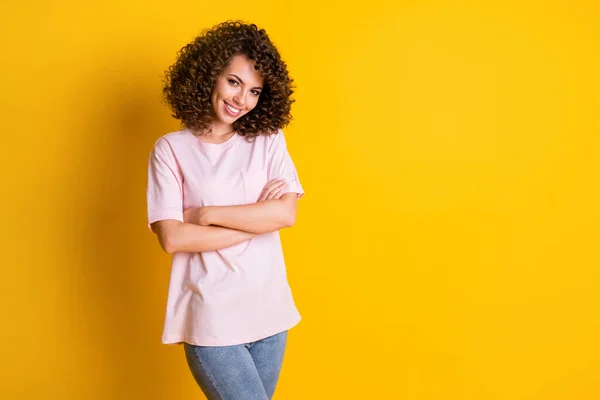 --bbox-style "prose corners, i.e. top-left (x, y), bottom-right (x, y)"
top-left (161, 21), bottom-right (295, 141)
